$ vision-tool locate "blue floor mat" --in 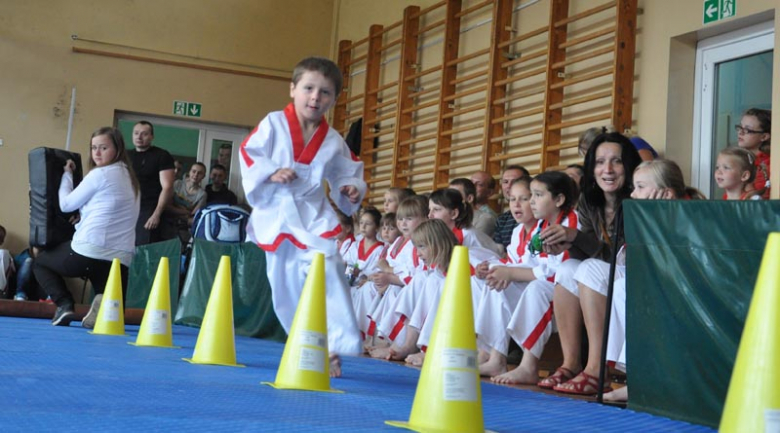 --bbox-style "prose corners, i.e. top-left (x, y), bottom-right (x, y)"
top-left (0, 317), bottom-right (713, 432)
